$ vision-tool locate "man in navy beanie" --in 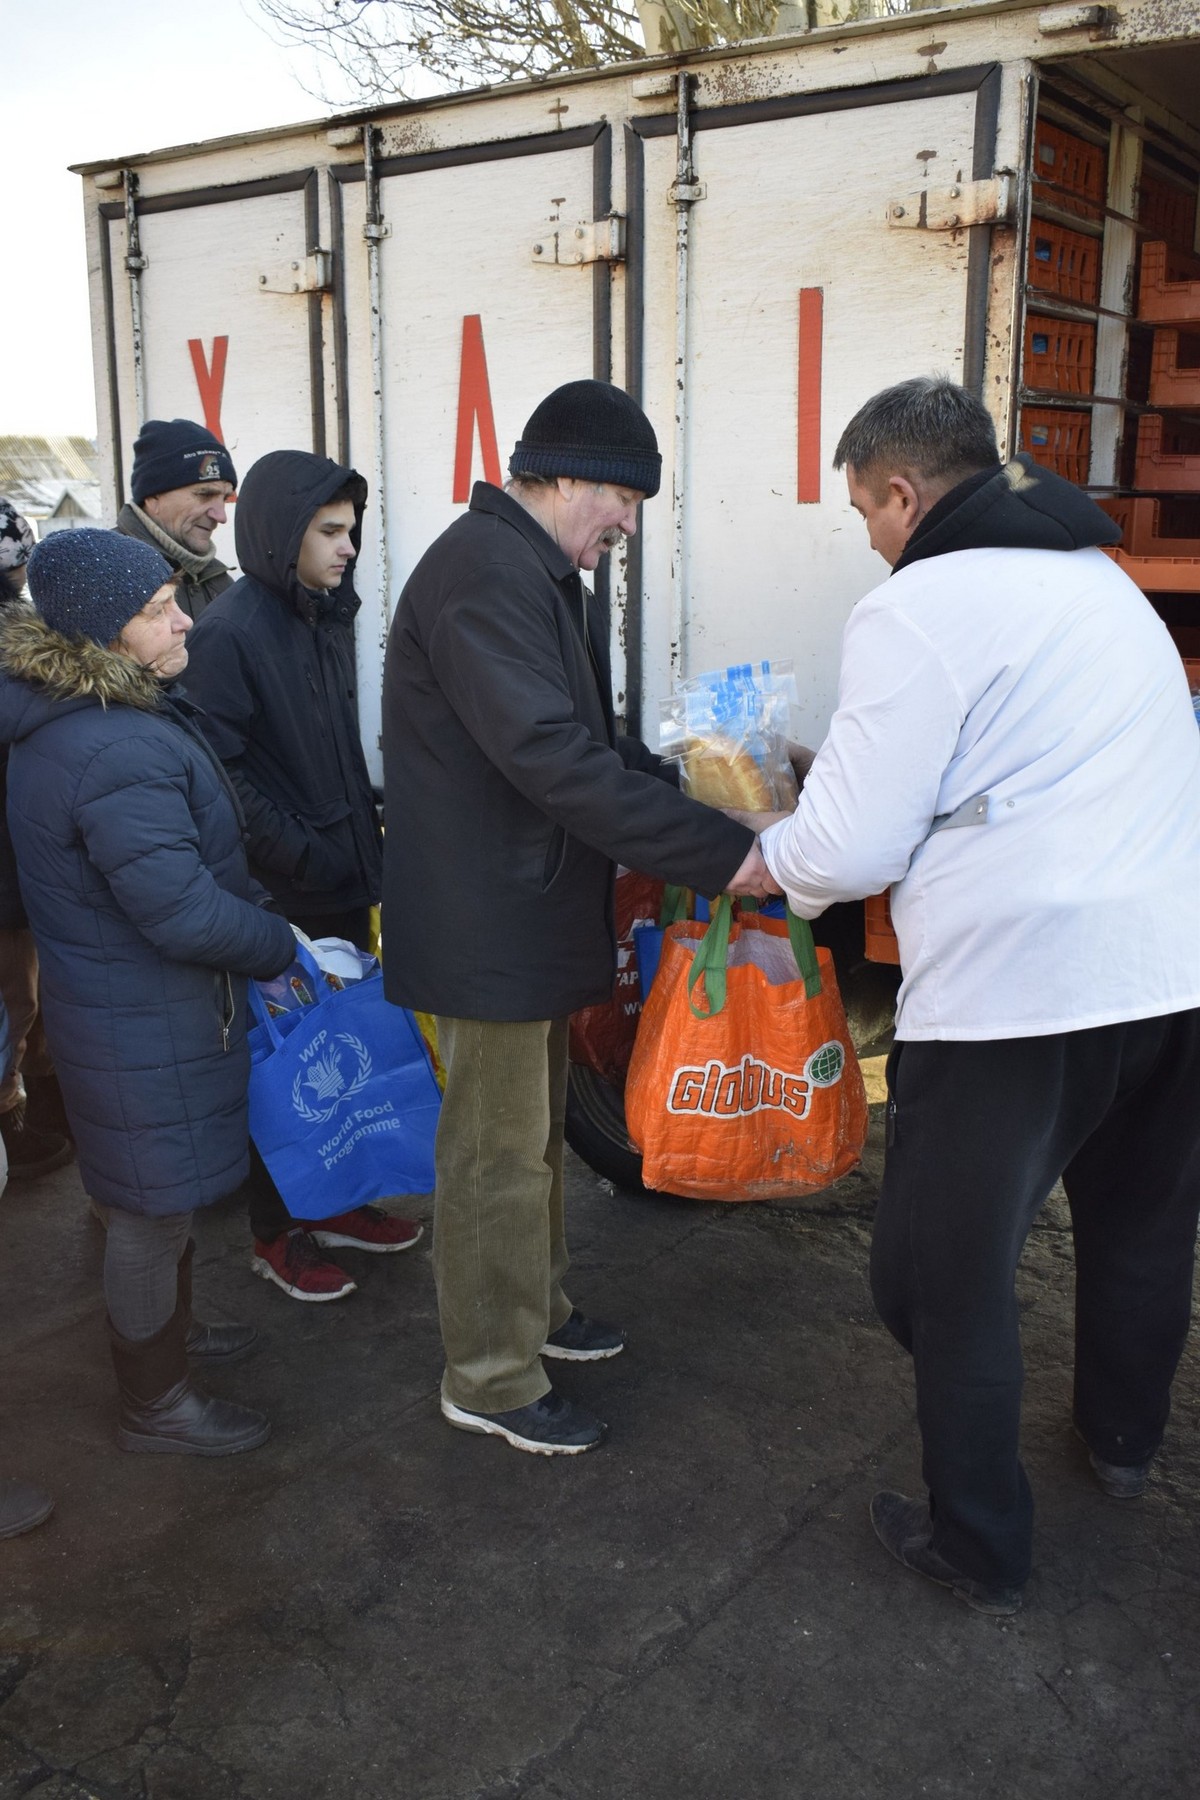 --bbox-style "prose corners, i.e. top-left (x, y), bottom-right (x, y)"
top-left (382, 380), bottom-right (771, 1457)
top-left (116, 419), bottom-right (237, 622)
